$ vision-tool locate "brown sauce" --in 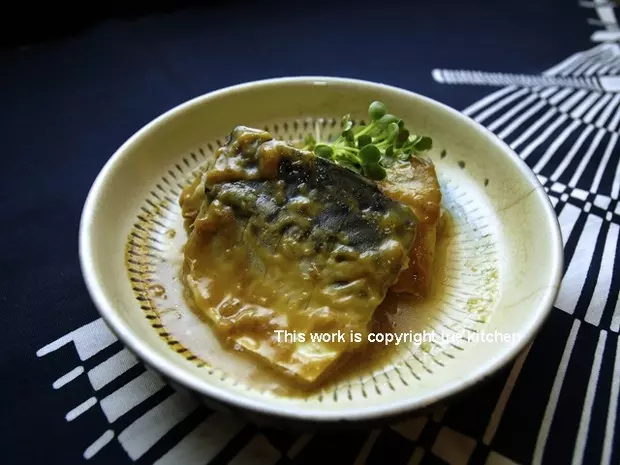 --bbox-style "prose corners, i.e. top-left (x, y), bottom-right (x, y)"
top-left (168, 209), bottom-right (454, 397)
